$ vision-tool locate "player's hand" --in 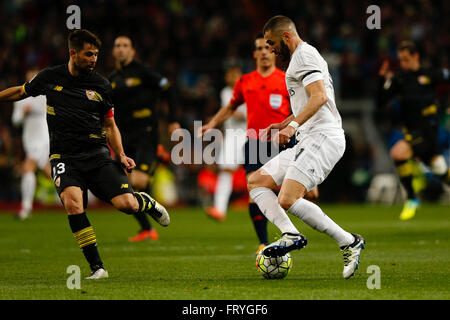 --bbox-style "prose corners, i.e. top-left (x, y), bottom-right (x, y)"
top-left (379, 60), bottom-right (393, 80)
top-left (120, 154), bottom-right (136, 172)
top-left (260, 123), bottom-right (282, 142)
top-left (272, 125), bottom-right (296, 147)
